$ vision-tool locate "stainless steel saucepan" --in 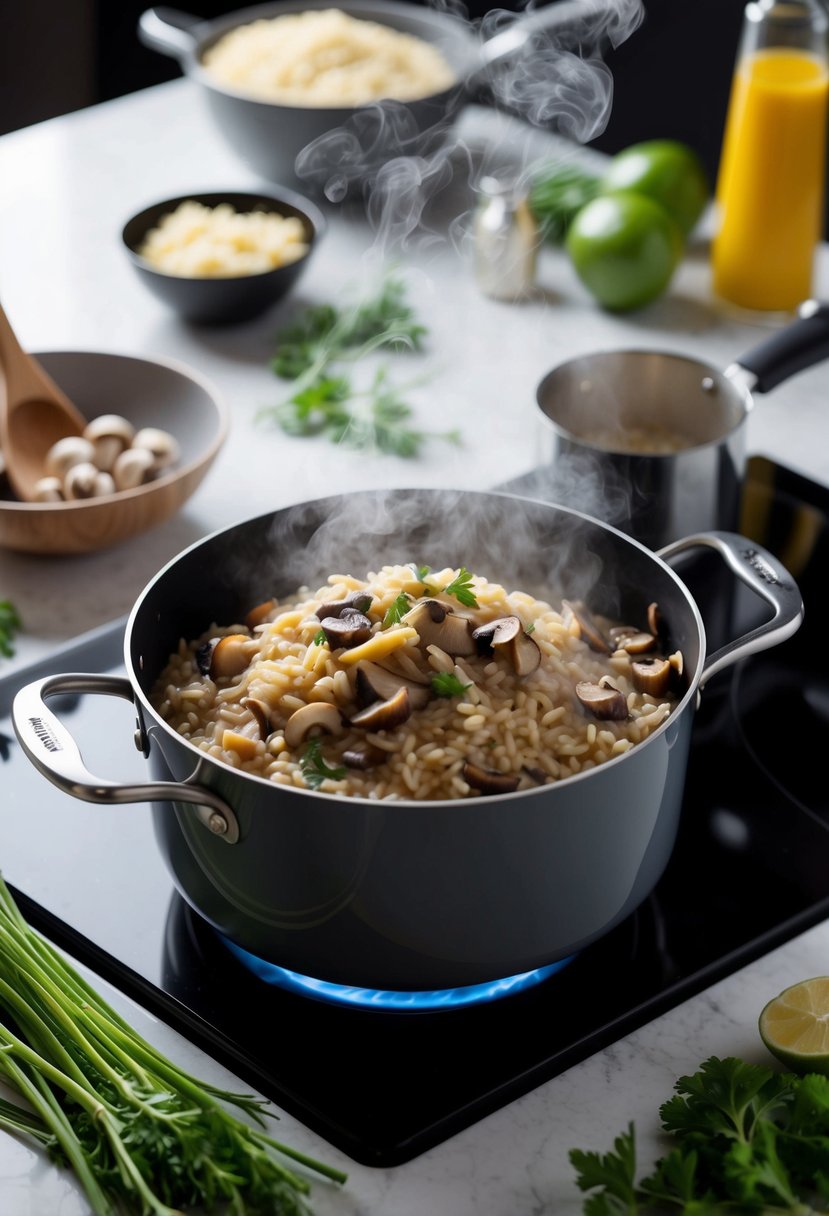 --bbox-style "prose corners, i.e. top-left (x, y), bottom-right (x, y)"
top-left (536, 301), bottom-right (829, 549)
